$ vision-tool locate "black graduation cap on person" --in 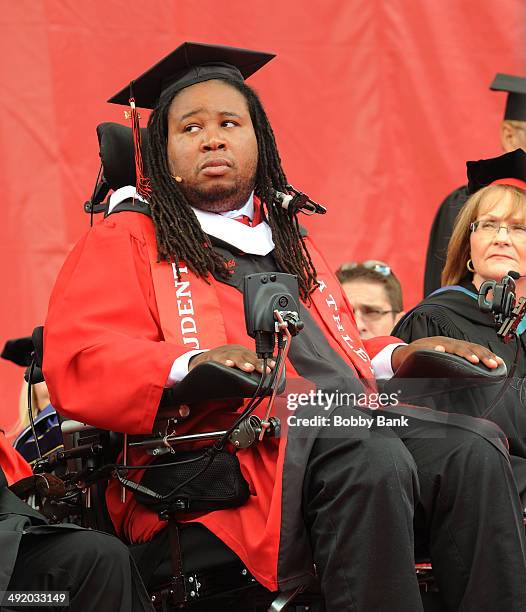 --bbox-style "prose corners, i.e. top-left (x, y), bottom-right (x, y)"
top-left (108, 41), bottom-right (276, 110)
top-left (466, 148), bottom-right (526, 194)
top-left (490, 73), bottom-right (526, 121)
top-left (1, 336), bottom-right (34, 367)
top-left (106, 42), bottom-right (275, 198)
